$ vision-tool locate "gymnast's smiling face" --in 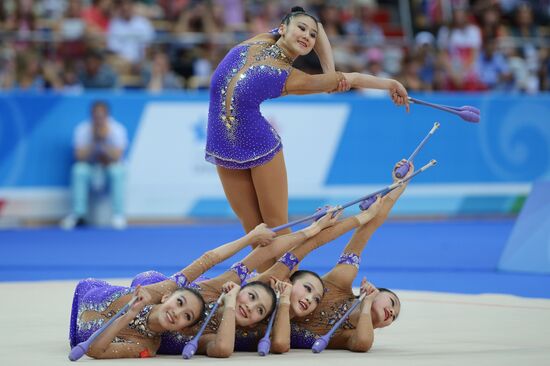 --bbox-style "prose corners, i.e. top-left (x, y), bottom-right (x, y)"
top-left (290, 272), bottom-right (324, 317)
top-left (157, 290), bottom-right (204, 331)
top-left (370, 289), bottom-right (400, 329)
top-left (278, 15), bottom-right (318, 57)
top-left (234, 283), bottom-right (275, 327)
